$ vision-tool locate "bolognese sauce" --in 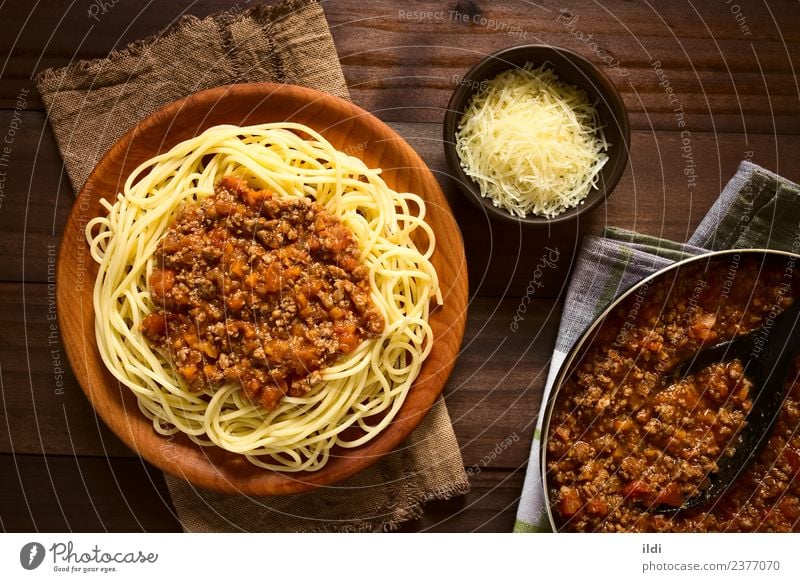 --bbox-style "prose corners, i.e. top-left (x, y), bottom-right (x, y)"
top-left (141, 177), bottom-right (384, 410)
top-left (547, 259), bottom-right (800, 531)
